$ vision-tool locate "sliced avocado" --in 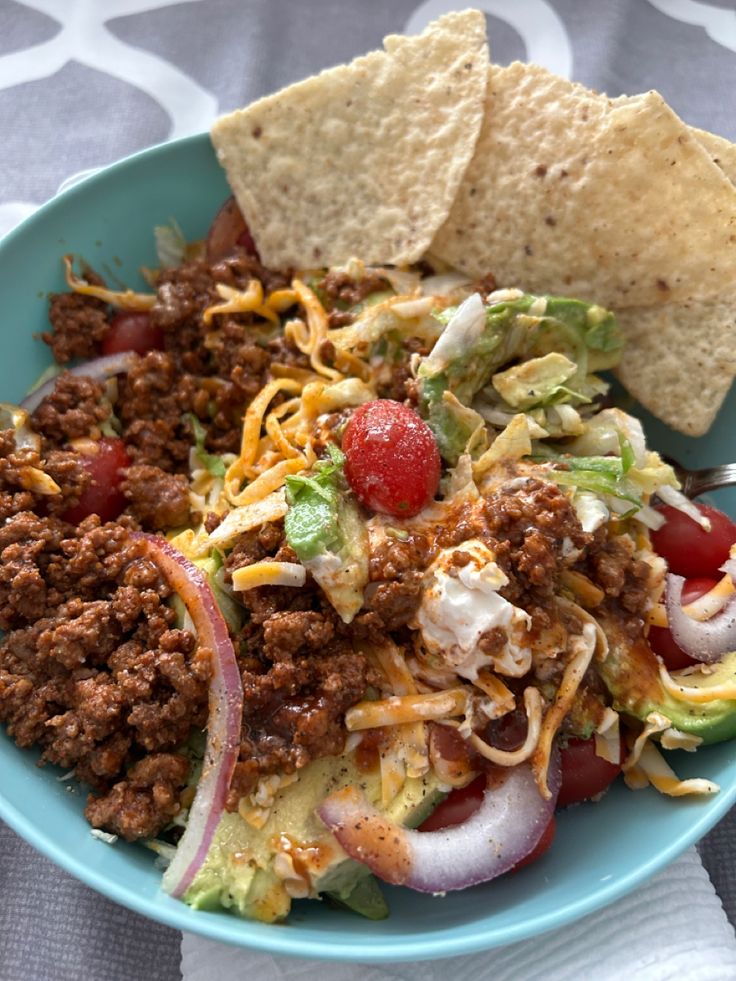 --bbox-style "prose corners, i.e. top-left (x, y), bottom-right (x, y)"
top-left (599, 619), bottom-right (736, 745)
top-left (170, 553), bottom-right (242, 635)
top-left (184, 752), bottom-right (445, 922)
top-left (325, 874), bottom-right (389, 920)
top-left (562, 685), bottom-right (609, 740)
